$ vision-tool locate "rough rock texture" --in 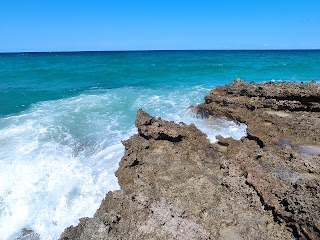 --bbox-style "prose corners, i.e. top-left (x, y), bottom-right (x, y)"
top-left (60, 79), bottom-right (320, 240)
top-left (197, 79), bottom-right (320, 239)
